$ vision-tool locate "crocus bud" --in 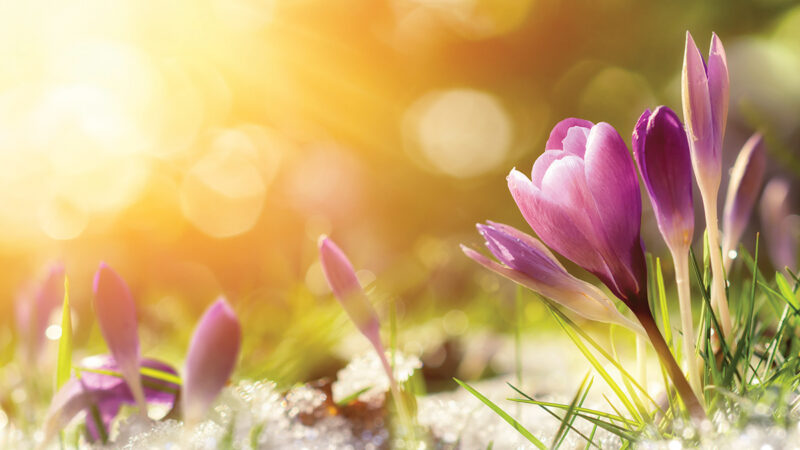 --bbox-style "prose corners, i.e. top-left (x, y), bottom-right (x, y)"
top-left (760, 179), bottom-right (797, 272)
top-left (182, 298), bottom-right (242, 425)
top-left (318, 236), bottom-right (382, 346)
top-left (15, 263), bottom-right (65, 366)
top-left (722, 133), bottom-right (766, 270)
top-left (463, 222), bottom-right (643, 334)
top-left (507, 118), bottom-right (648, 309)
top-left (682, 31), bottom-right (729, 194)
top-left (92, 263), bottom-right (146, 412)
top-left (632, 106), bottom-right (694, 253)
